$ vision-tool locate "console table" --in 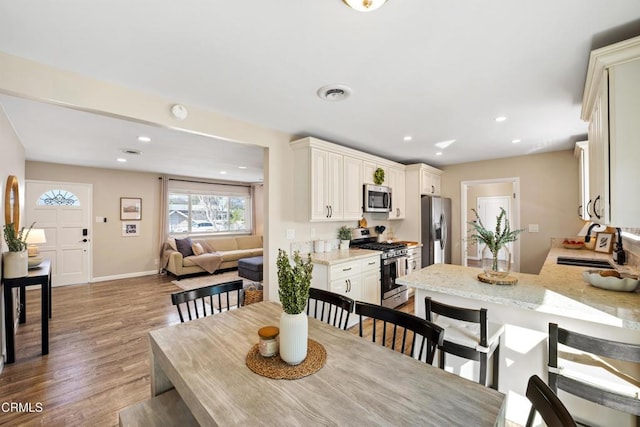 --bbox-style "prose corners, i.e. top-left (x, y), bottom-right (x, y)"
top-left (3, 259), bottom-right (52, 364)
